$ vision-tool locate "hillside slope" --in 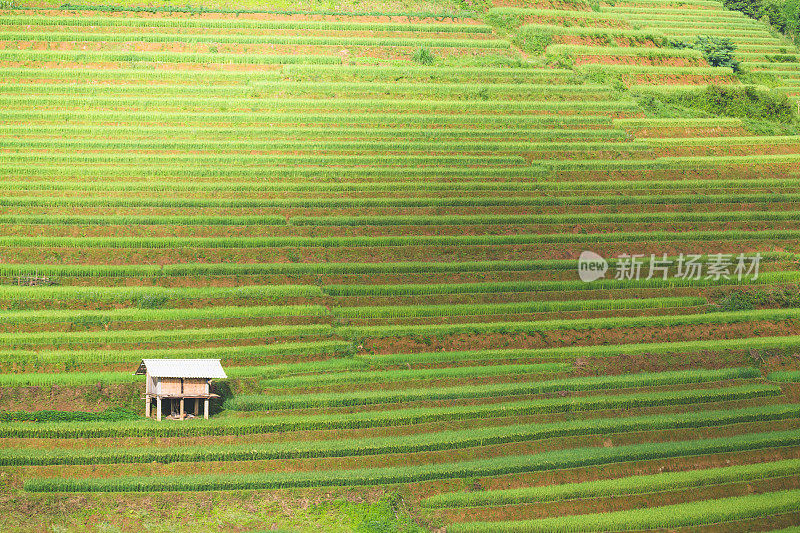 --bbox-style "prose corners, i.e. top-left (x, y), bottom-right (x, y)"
top-left (2, 0), bottom-right (800, 530)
